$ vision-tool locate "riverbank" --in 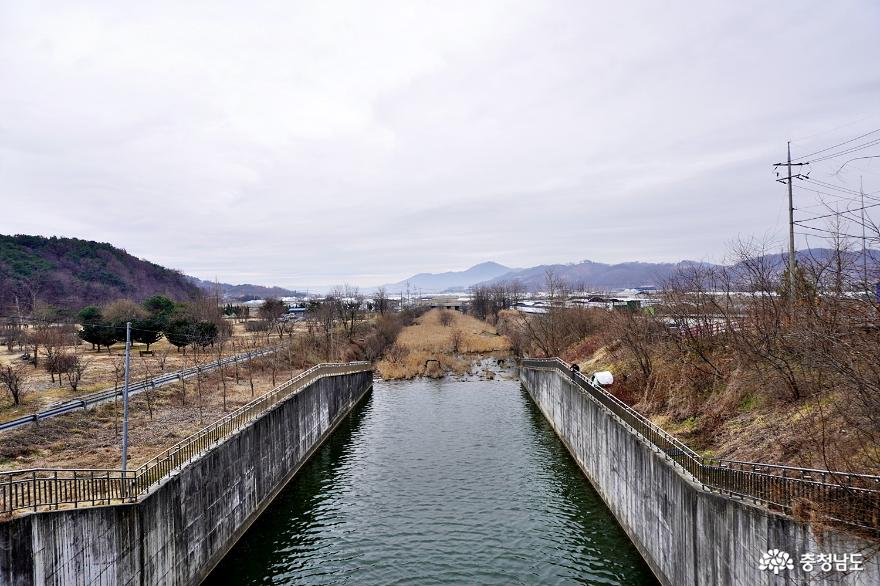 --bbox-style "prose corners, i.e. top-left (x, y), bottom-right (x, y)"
top-left (376, 309), bottom-right (510, 379)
